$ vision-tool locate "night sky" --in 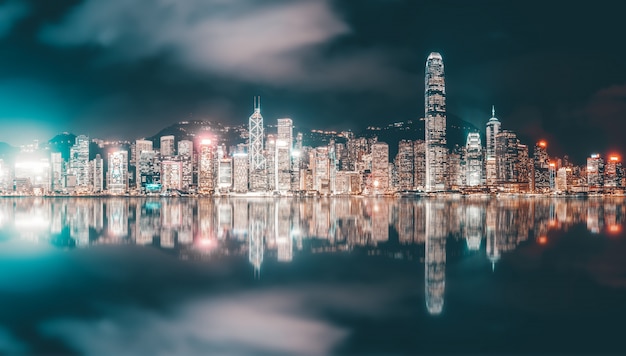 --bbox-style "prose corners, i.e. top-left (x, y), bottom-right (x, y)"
top-left (1, 0), bottom-right (625, 163)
